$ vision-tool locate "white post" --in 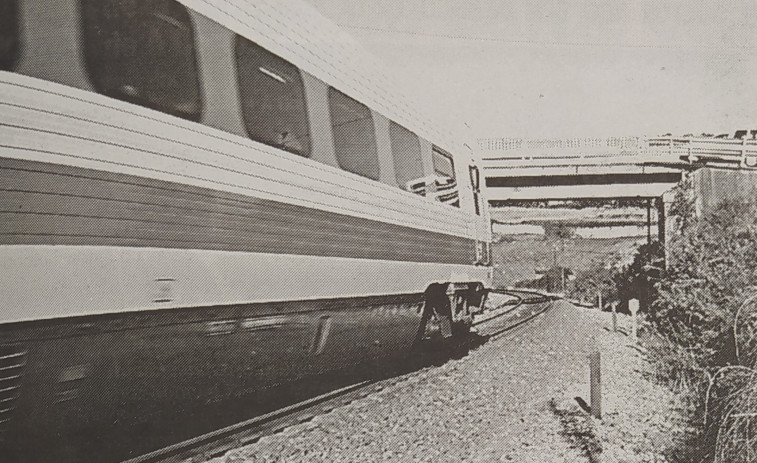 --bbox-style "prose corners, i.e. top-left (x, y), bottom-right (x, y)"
top-left (629, 299), bottom-right (639, 342)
